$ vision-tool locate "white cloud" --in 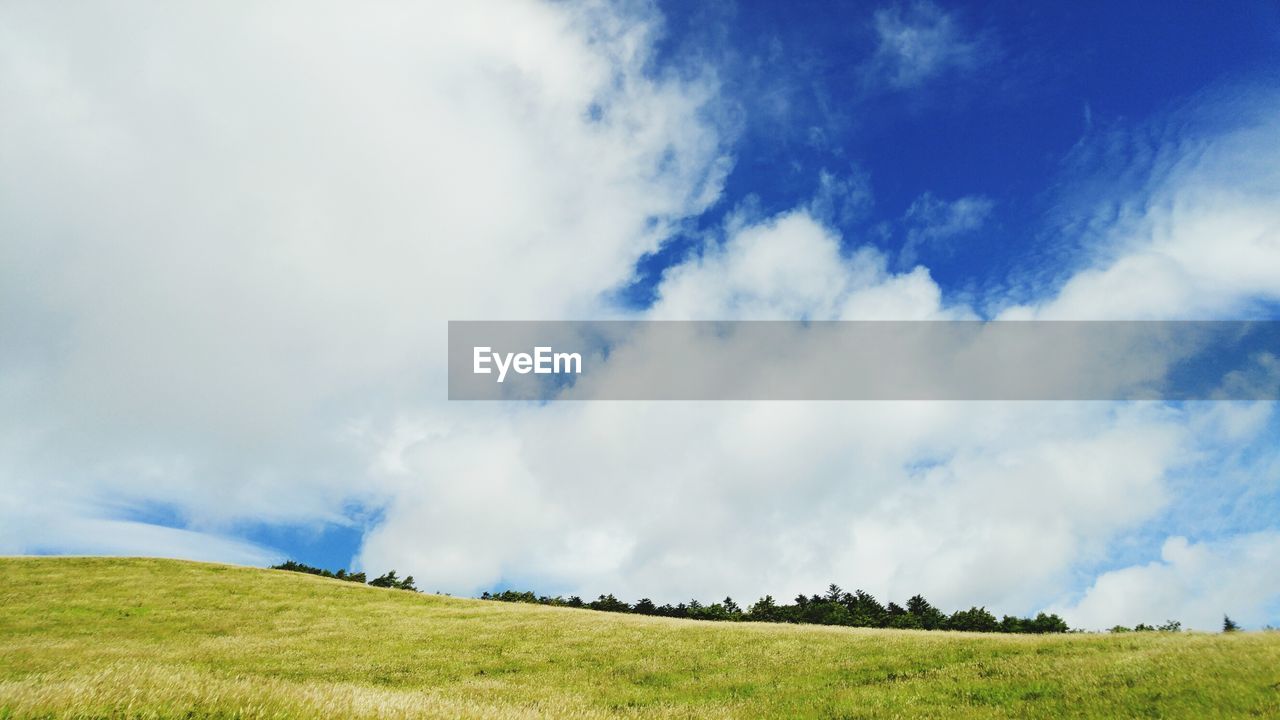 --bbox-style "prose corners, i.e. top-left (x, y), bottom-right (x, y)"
top-left (355, 198), bottom-right (1261, 613)
top-left (1051, 533), bottom-right (1280, 631)
top-left (0, 0), bottom-right (726, 553)
top-left (4, 517), bottom-right (279, 568)
top-left (651, 210), bottom-right (971, 321)
top-left (360, 367), bottom-right (1207, 610)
